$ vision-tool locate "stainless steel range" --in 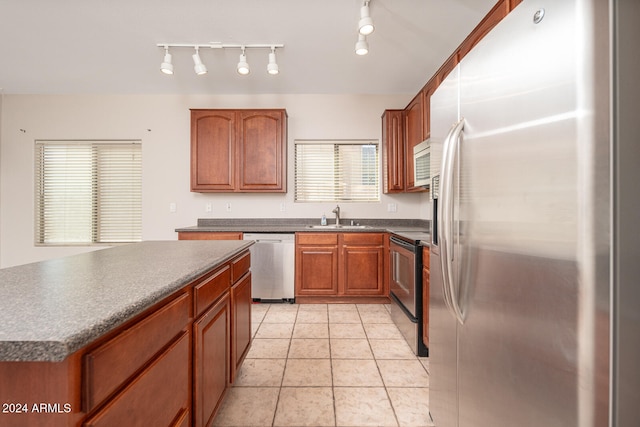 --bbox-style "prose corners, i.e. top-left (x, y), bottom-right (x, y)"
top-left (389, 235), bottom-right (428, 356)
